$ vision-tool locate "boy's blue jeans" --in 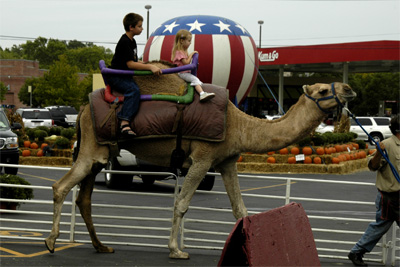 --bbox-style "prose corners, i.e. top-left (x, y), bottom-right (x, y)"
top-left (350, 191), bottom-right (399, 254)
top-left (106, 75), bottom-right (140, 122)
